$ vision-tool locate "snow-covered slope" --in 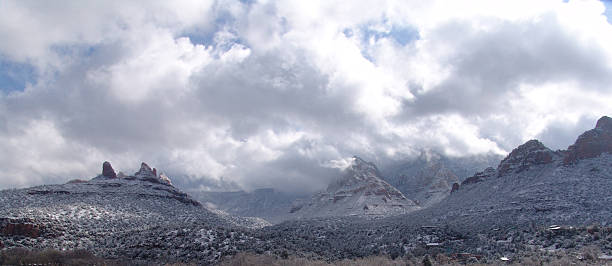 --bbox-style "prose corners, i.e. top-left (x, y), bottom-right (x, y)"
top-left (290, 156), bottom-right (419, 218)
